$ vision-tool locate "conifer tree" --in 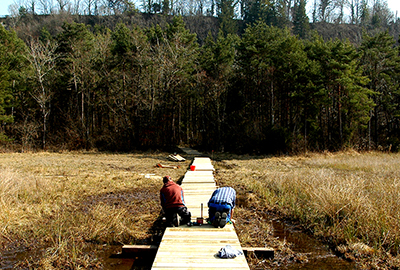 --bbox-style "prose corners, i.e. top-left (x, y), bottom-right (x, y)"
top-left (216, 0), bottom-right (238, 36)
top-left (0, 25), bottom-right (28, 142)
top-left (359, 31), bottom-right (400, 149)
top-left (292, 0), bottom-right (309, 38)
top-left (199, 31), bottom-right (238, 150)
top-left (305, 34), bottom-right (374, 149)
